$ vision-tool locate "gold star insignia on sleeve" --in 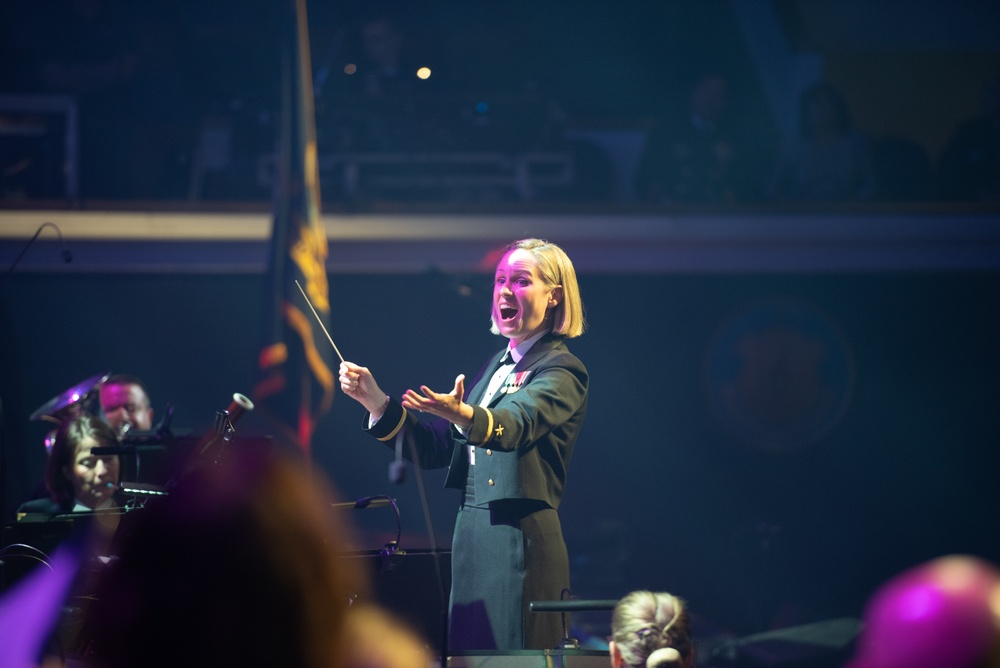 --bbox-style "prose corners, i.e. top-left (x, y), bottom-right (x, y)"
top-left (494, 424), bottom-right (504, 438)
